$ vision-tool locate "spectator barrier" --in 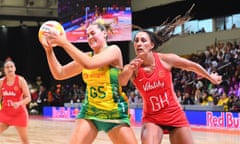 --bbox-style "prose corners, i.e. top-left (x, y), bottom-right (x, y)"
top-left (43, 103), bottom-right (240, 128)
